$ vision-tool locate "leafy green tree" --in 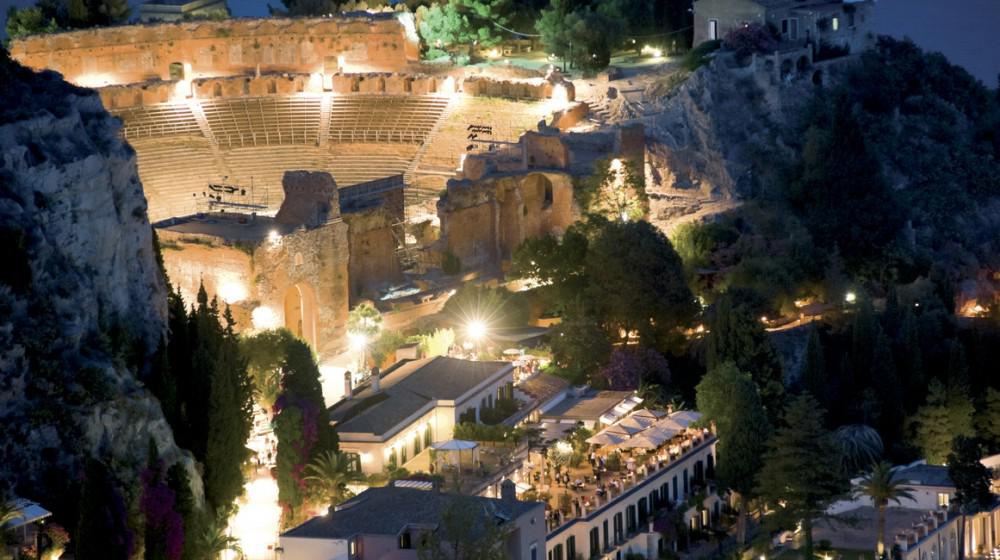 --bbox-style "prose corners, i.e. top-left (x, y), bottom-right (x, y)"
top-left (852, 461), bottom-right (915, 558)
top-left (584, 219), bottom-right (695, 346)
top-left (369, 329), bottom-right (408, 369)
top-left (417, 495), bottom-right (512, 560)
top-left (419, 328), bottom-right (456, 358)
top-left (705, 290), bottom-right (784, 420)
top-left (304, 451), bottom-right (364, 507)
top-left (756, 394), bottom-right (847, 560)
top-left (576, 156), bottom-right (647, 221)
top-left (549, 302), bottom-right (611, 385)
top-left (536, 0), bottom-right (618, 70)
top-left (198, 515), bottom-right (242, 560)
top-left (203, 307), bottom-right (254, 513)
top-left (785, 94), bottom-right (904, 267)
top-left (5, 6), bottom-right (58, 40)
top-left (978, 388), bottom-right (1000, 452)
top-left (696, 362), bottom-right (771, 544)
top-left (241, 328), bottom-right (298, 410)
top-left (509, 229), bottom-right (588, 313)
top-left (912, 379), bottom-right (975, 464)
top-left (417, 0), bottom-right (510, 59)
